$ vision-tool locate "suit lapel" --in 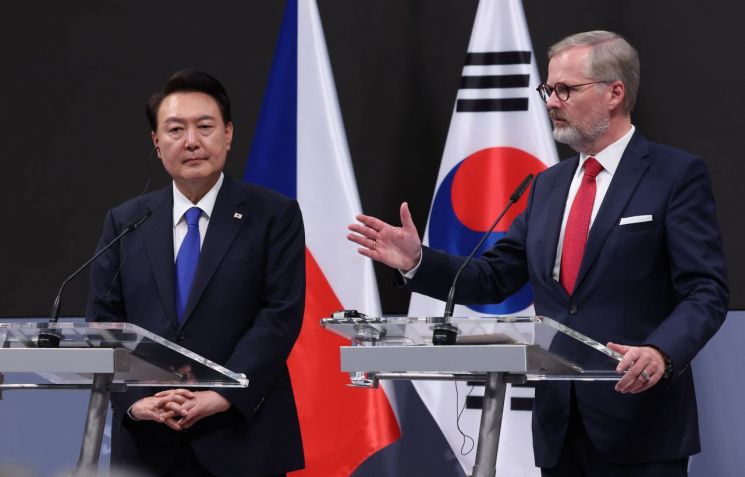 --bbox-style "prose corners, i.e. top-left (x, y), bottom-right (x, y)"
top-left (142, 189), bottom-right (178, 323)
top-left (574, 133), bottom-right (650, 292)
top-left (180, 177), bottom-right (248, 326)
top-left (543, 157), bottom-right (578, 280)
